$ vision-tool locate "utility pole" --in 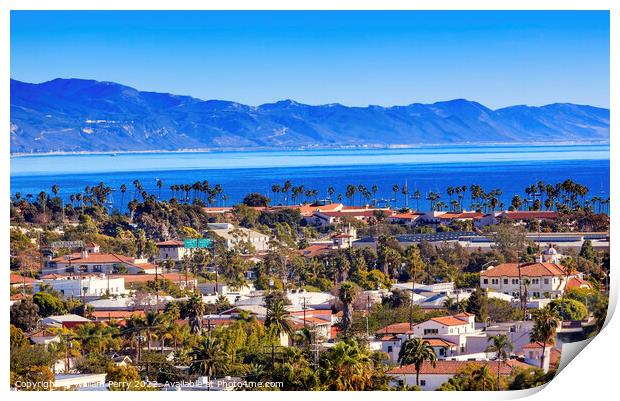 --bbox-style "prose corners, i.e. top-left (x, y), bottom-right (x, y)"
top-left (155, 261), bottom-right (159, 312)
top-left (303, 297), bottom-right (307, 329)
top-left (366, 295), bottom-right (370, 338)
